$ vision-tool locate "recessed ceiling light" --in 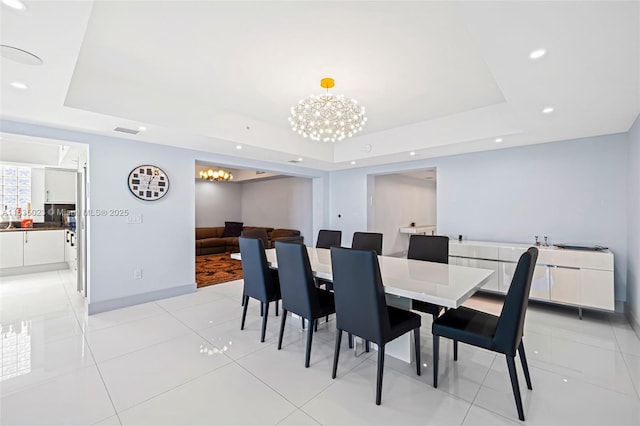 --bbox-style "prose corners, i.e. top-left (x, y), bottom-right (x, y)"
top-left (138, 126), bottom-right (147, 131)
top-left (2, 0), bottom-right (26, 10)
top-left (236, 145), bottom-right (242, 150)
top-left (10, 81), bottom-right (28, 90)
top-left (409, 152), bottom-right (416, 156)
top-left (529, 48), bottom-right (547, 60)
top-left (542, 107), bottom-right (554, 114)
top-left (297, 157), bottom-right (303, 162)
top-left (495, 138), bottom-right (503, 143)
top-left (350, 161), bottom-right (356, 165)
